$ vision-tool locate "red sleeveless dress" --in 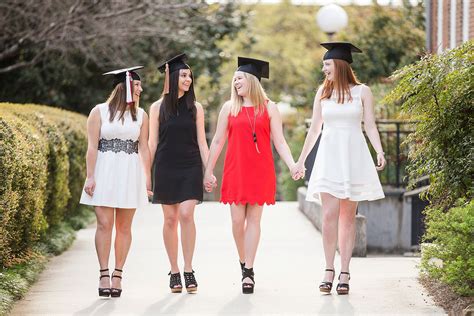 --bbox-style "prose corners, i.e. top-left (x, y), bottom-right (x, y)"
top-left (220, 104), bottom-right (276, 205)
